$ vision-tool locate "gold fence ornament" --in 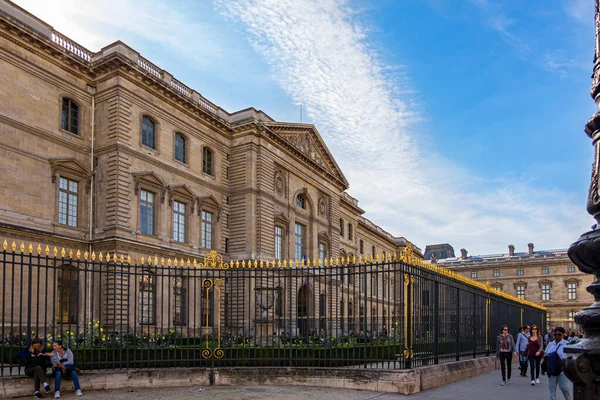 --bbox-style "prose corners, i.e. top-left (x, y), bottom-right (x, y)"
top-left (160, 257), bottom-right (165, 266)
top-left (113, 253), bottom-right (118, 263)
top-left (153, 256), bottom-right (158, 266)
top-left (173, 258), bottom-right (177, 267)
top-left (2, 239), bottom-right (6, 251)
top-left (20, 242), bottom-right (25, 253)
top-left (11, 241), bottom-right (16, 252)
top-left (120, 254), bottom-right (124, 263)
top-left (127, 255), bottom-right (132, 264)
